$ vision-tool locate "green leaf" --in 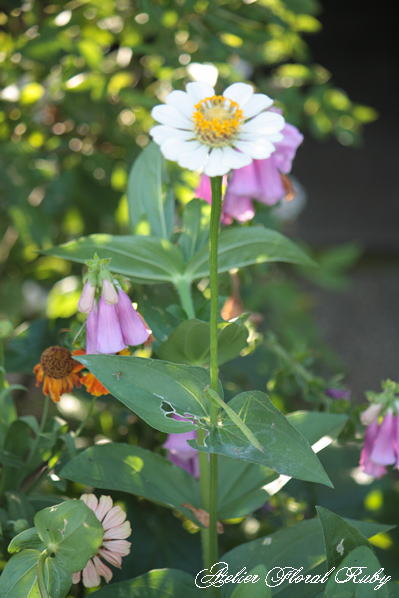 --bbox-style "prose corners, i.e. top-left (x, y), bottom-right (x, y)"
top-left (316, 506), bottom-right (370, 570)
top-left (8, 528), bottom-right (44, 554)
top-left (0, 550), bottom-right (71, 598)
top-left (231, 566), bottom-right (271, 597)
top-left (74, 354), bottom-right (209, 433)
top-left (287, 412), bottom-right (348, 445)
top-left (323, 546), bottom-right (391, 597)
top-left (178, 199), bottom-right (209, 261)
top-left (127, 142), bottom-right (174, 239)
top-left (60, 443), bottom-right (202, 524)
top-left (34, 499), bottom-right (103, 573)
top-left (185, 226), bottom-right (315, 280)
top-left (217, 458), bottom-right (273, 520)
top-left (43, 234), bottom-right (185, 284)
top-left (220, 517), bottom-right (392, 597)
top-left (217, 412), bottom-right (347, 519)
top-left (198, 391), bottom-right (332, 487)
top-left (90, 568), bottom-right (200, 597)
top-left (157, 319), bottom-right (248, 366)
